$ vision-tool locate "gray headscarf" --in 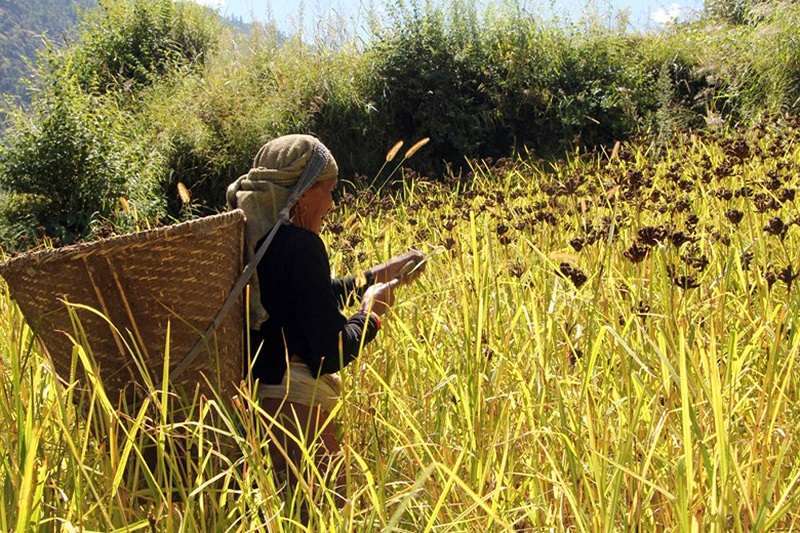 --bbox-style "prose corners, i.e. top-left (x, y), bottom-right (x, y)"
top-left (227, 134), bottom-right (338, 328)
